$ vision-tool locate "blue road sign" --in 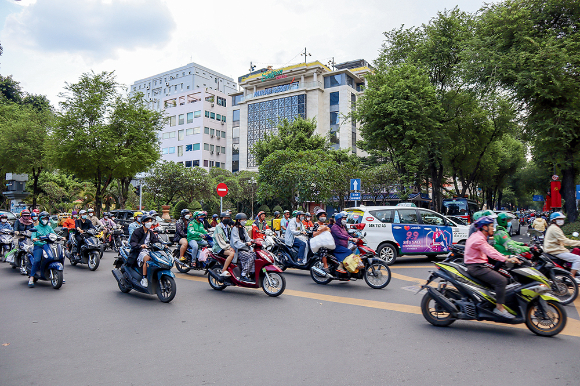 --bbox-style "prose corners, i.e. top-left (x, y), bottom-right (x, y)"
top-left (532, 195), bottom-right (544, 202)
top-left (350, 192), bottom-right (361, 201)
top-left (577, 185), bottom-right (580, 200)
top-left (350, 179), bottom-right (361, 191)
